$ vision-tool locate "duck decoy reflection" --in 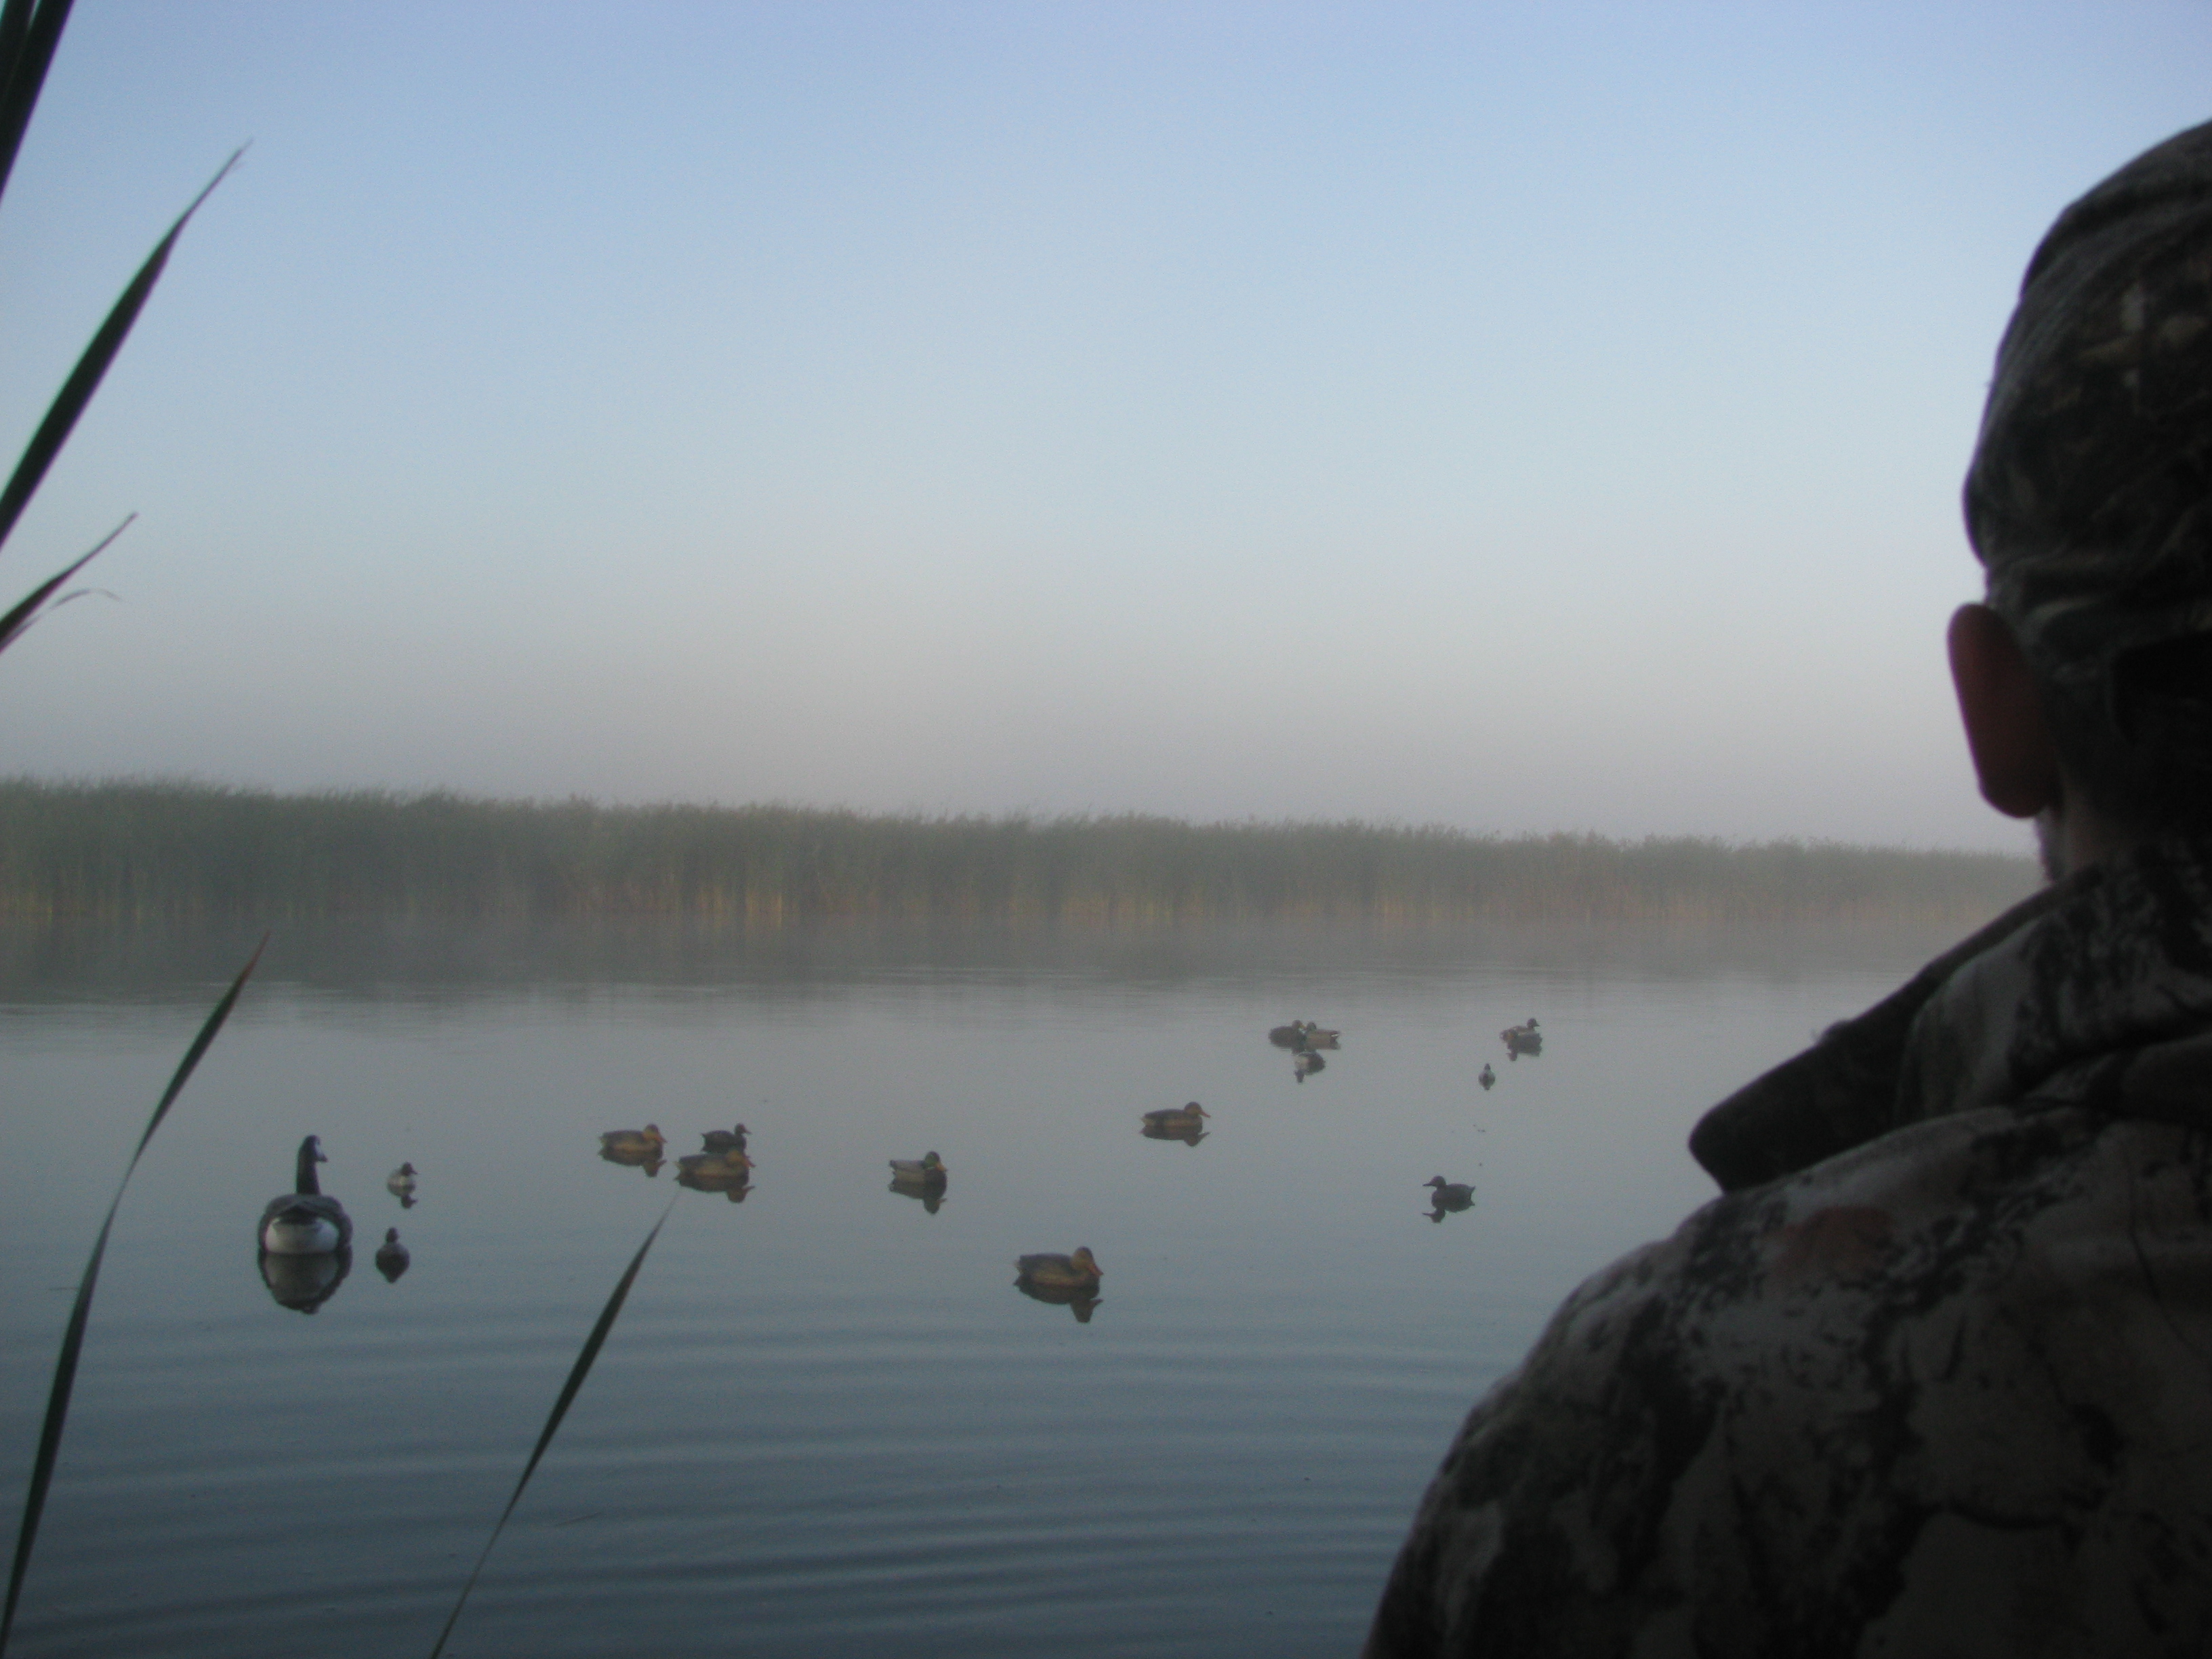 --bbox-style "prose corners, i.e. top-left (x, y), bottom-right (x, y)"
top-left (260, 1135), bottom-right (352, 1257)
top-left (1423, 1175), bottom-right (1475, 1215)
top-left (1478, 1063), bottom-right (1496, 1091)
top-left (260, 1245), bottom-right (351, 1313)
top-left (1141, 1103), bottom-right (1210, 1141)
top-left (387, 1162), bottom-right (418, 1207)
top-left (676, 1150), bottom-right (754, 1200)
top-left (888, 1151), bottom-right (947, 1184)
top-left (599, 1124), bottom-right (666, 1157)
top-left (1294, 1049), bottom-right (1326, 1083)
top-left (598, 1145), bottom-right (665, 1176)
top-left (1016, 1247), bottom-right (1101, 1290)
top-left (888, 1172), bottom-right (947, 1213)
top-left (375, 1227), bottom-right (411, 1282)
top-left (1015, 1277), bottom-right (1103, 1322)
